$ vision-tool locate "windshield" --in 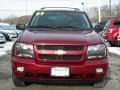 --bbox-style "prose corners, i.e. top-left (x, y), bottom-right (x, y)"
top-left (0, 25), bottom-right (10, 30)
top-left (10, 25), bottom-right (17, 30)
top-left (28, 11), bottom-right (92, 30)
